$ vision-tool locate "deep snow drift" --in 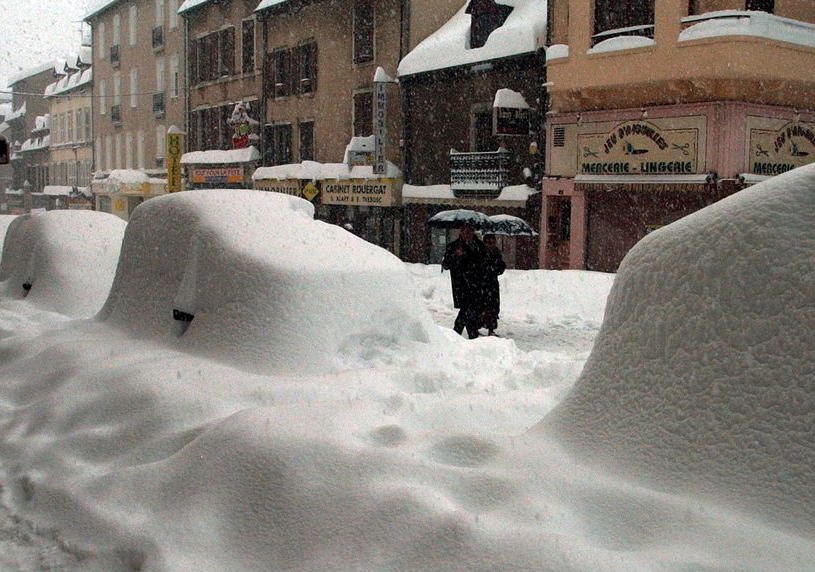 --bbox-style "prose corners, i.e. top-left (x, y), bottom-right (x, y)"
top-left (0, 210), bottom-right (126, 318)
top-left (0, 182), bottom-right (813, 572)
top-left (98, 190), bottom-right (439, 373)
top-left (542, 164), bottom-right (815, 536)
